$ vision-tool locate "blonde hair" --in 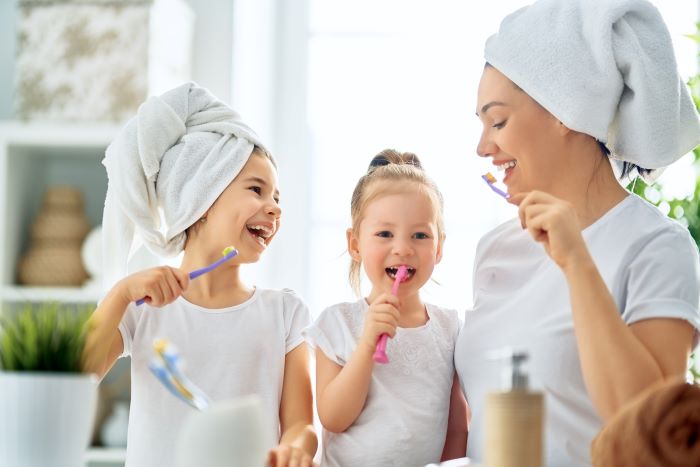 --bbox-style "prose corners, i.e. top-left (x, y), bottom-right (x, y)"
top-left (348, 149), bottom-right (445, 295)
